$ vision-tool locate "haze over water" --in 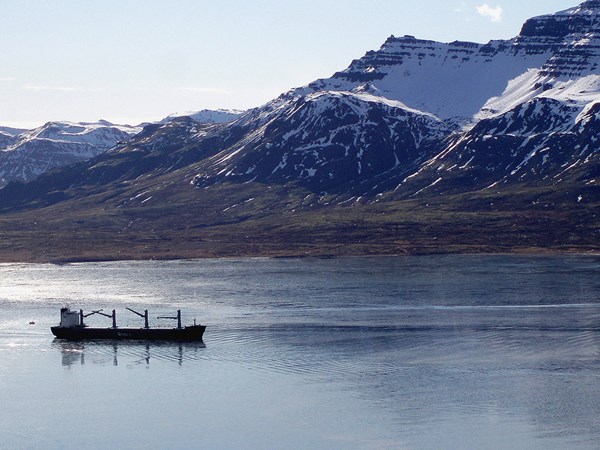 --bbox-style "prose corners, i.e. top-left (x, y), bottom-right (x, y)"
top-left (0, 255), bottom-right (599, 449)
